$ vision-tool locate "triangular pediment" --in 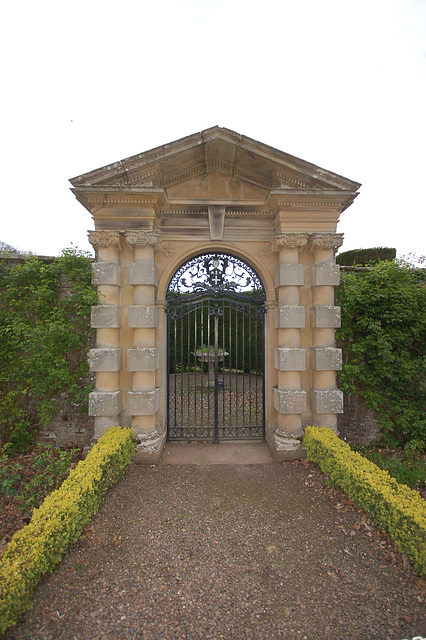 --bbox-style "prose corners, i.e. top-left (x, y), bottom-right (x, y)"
top-left (70, 127), bottom-right (360, 207)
